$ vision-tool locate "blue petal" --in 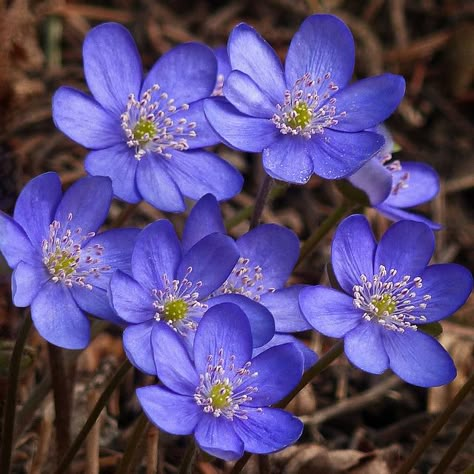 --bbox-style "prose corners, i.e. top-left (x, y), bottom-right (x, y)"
top-left (178, 233), bottom-right (239, 298)
top-left (14, 172), bottom-right (62, 248)
top-left (228, 24), bottom-right (286, 104)
top-left (31, 283), bottom-right (90, 349)
top-left (375, 220), bottom-right (434, 278)
top-left (0, 211), bottom-right (36, 267)
top-left (136, 155), bottom-right (185, 212)
top-left (344, 322), bottom-right (389, 374)
top-left (131, 220), bottom-right (182, 291)
top-left (414, 264), bottom-right (473, 322)
top-left (383, 329), bottom-right (456, 387)
top-left (308, 129), bottom-right (384, 179)
top-left (215, 45), bottom-right (231, 82)
top-left (286, 14), bottom-right (355, 92)
top-left (331, 215), bottom-right (376, 294)
top-left (54, 176), bottom-right (113, 237)
top-left (205, 294), bottom-right (275, 348)
top-left (12, 262), bottom-right (48, 307)
top-left (53, 87), bottom-right (123, 148)
top-left (137, 386), bottom-right (201, 435)
top-left (109, 270), bottom-right (154, 324)
top-left (384, 162), bottom-right (440, 208)
top-left (260, 286), bottom-right (312, 332)
top-left (195, 415), bottom-right (244, 461)
top-left (85, 144), bottom-right (141, 203)
top-left (70, 285), bottom-right (118, 322)
top-left (262, 135), bottom-right (313, 184)
top-left (224, 71), bottom-right (276, 118)
top-left (151, 323), bottom-right (199, 395)
top-left (348, 158), bottom-right (392, 205)
top-left (299, 286), bottom-right (362, 338)
top-left (236, 224), bottom-right (300, 290)
top-left (142, 43), bottom-right (217, 105)
top-left (234, 408), bottom-right (303, 454)
top-left (331, 74), bottom-right (406, 132)
top-left (182, 194), bottom-right (225, 253)
top-left (193, 303), bottom-right (253, 374)
top-left (375, 203), bottom-right (441, 230)
top-left (83, 23), bottom-right (142, 116)
top-left (123, 321), bottom-right (155, 374)
top-left (165, 149), bottom-right (243, 202)
top-left (203, 98), bottom-right (279, 152)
